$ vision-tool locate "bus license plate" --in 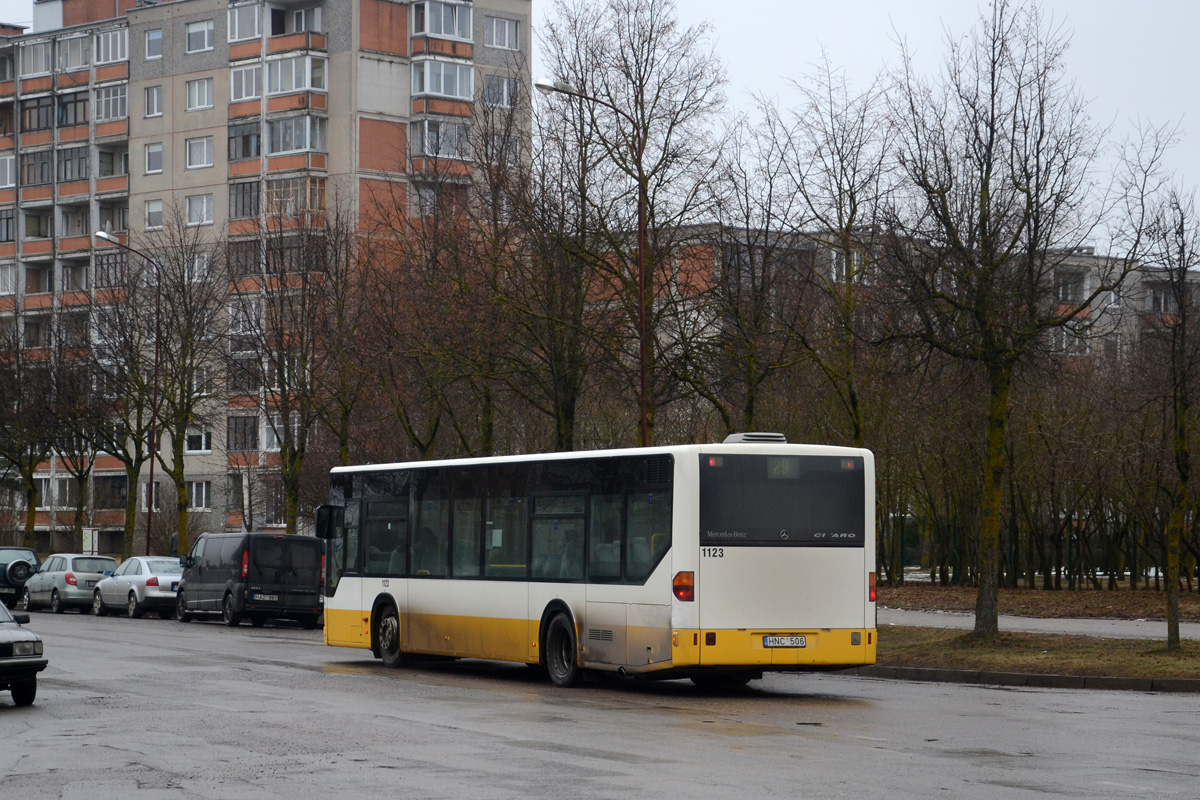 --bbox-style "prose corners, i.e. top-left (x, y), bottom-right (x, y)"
top-left (764, 636), bottom-right (806, 648)
top-left (253, 593), bottom-right (278, 601)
